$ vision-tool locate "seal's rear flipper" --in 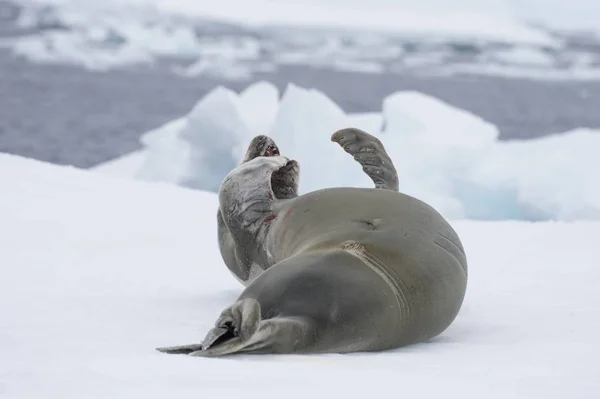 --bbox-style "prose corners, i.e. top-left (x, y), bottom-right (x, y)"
top-left (156, 323), bottom-right (239, 355)
top-left (156, 343), bottom-right (204, 355)
top-left (157, 299), bottom-right (314, 357)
